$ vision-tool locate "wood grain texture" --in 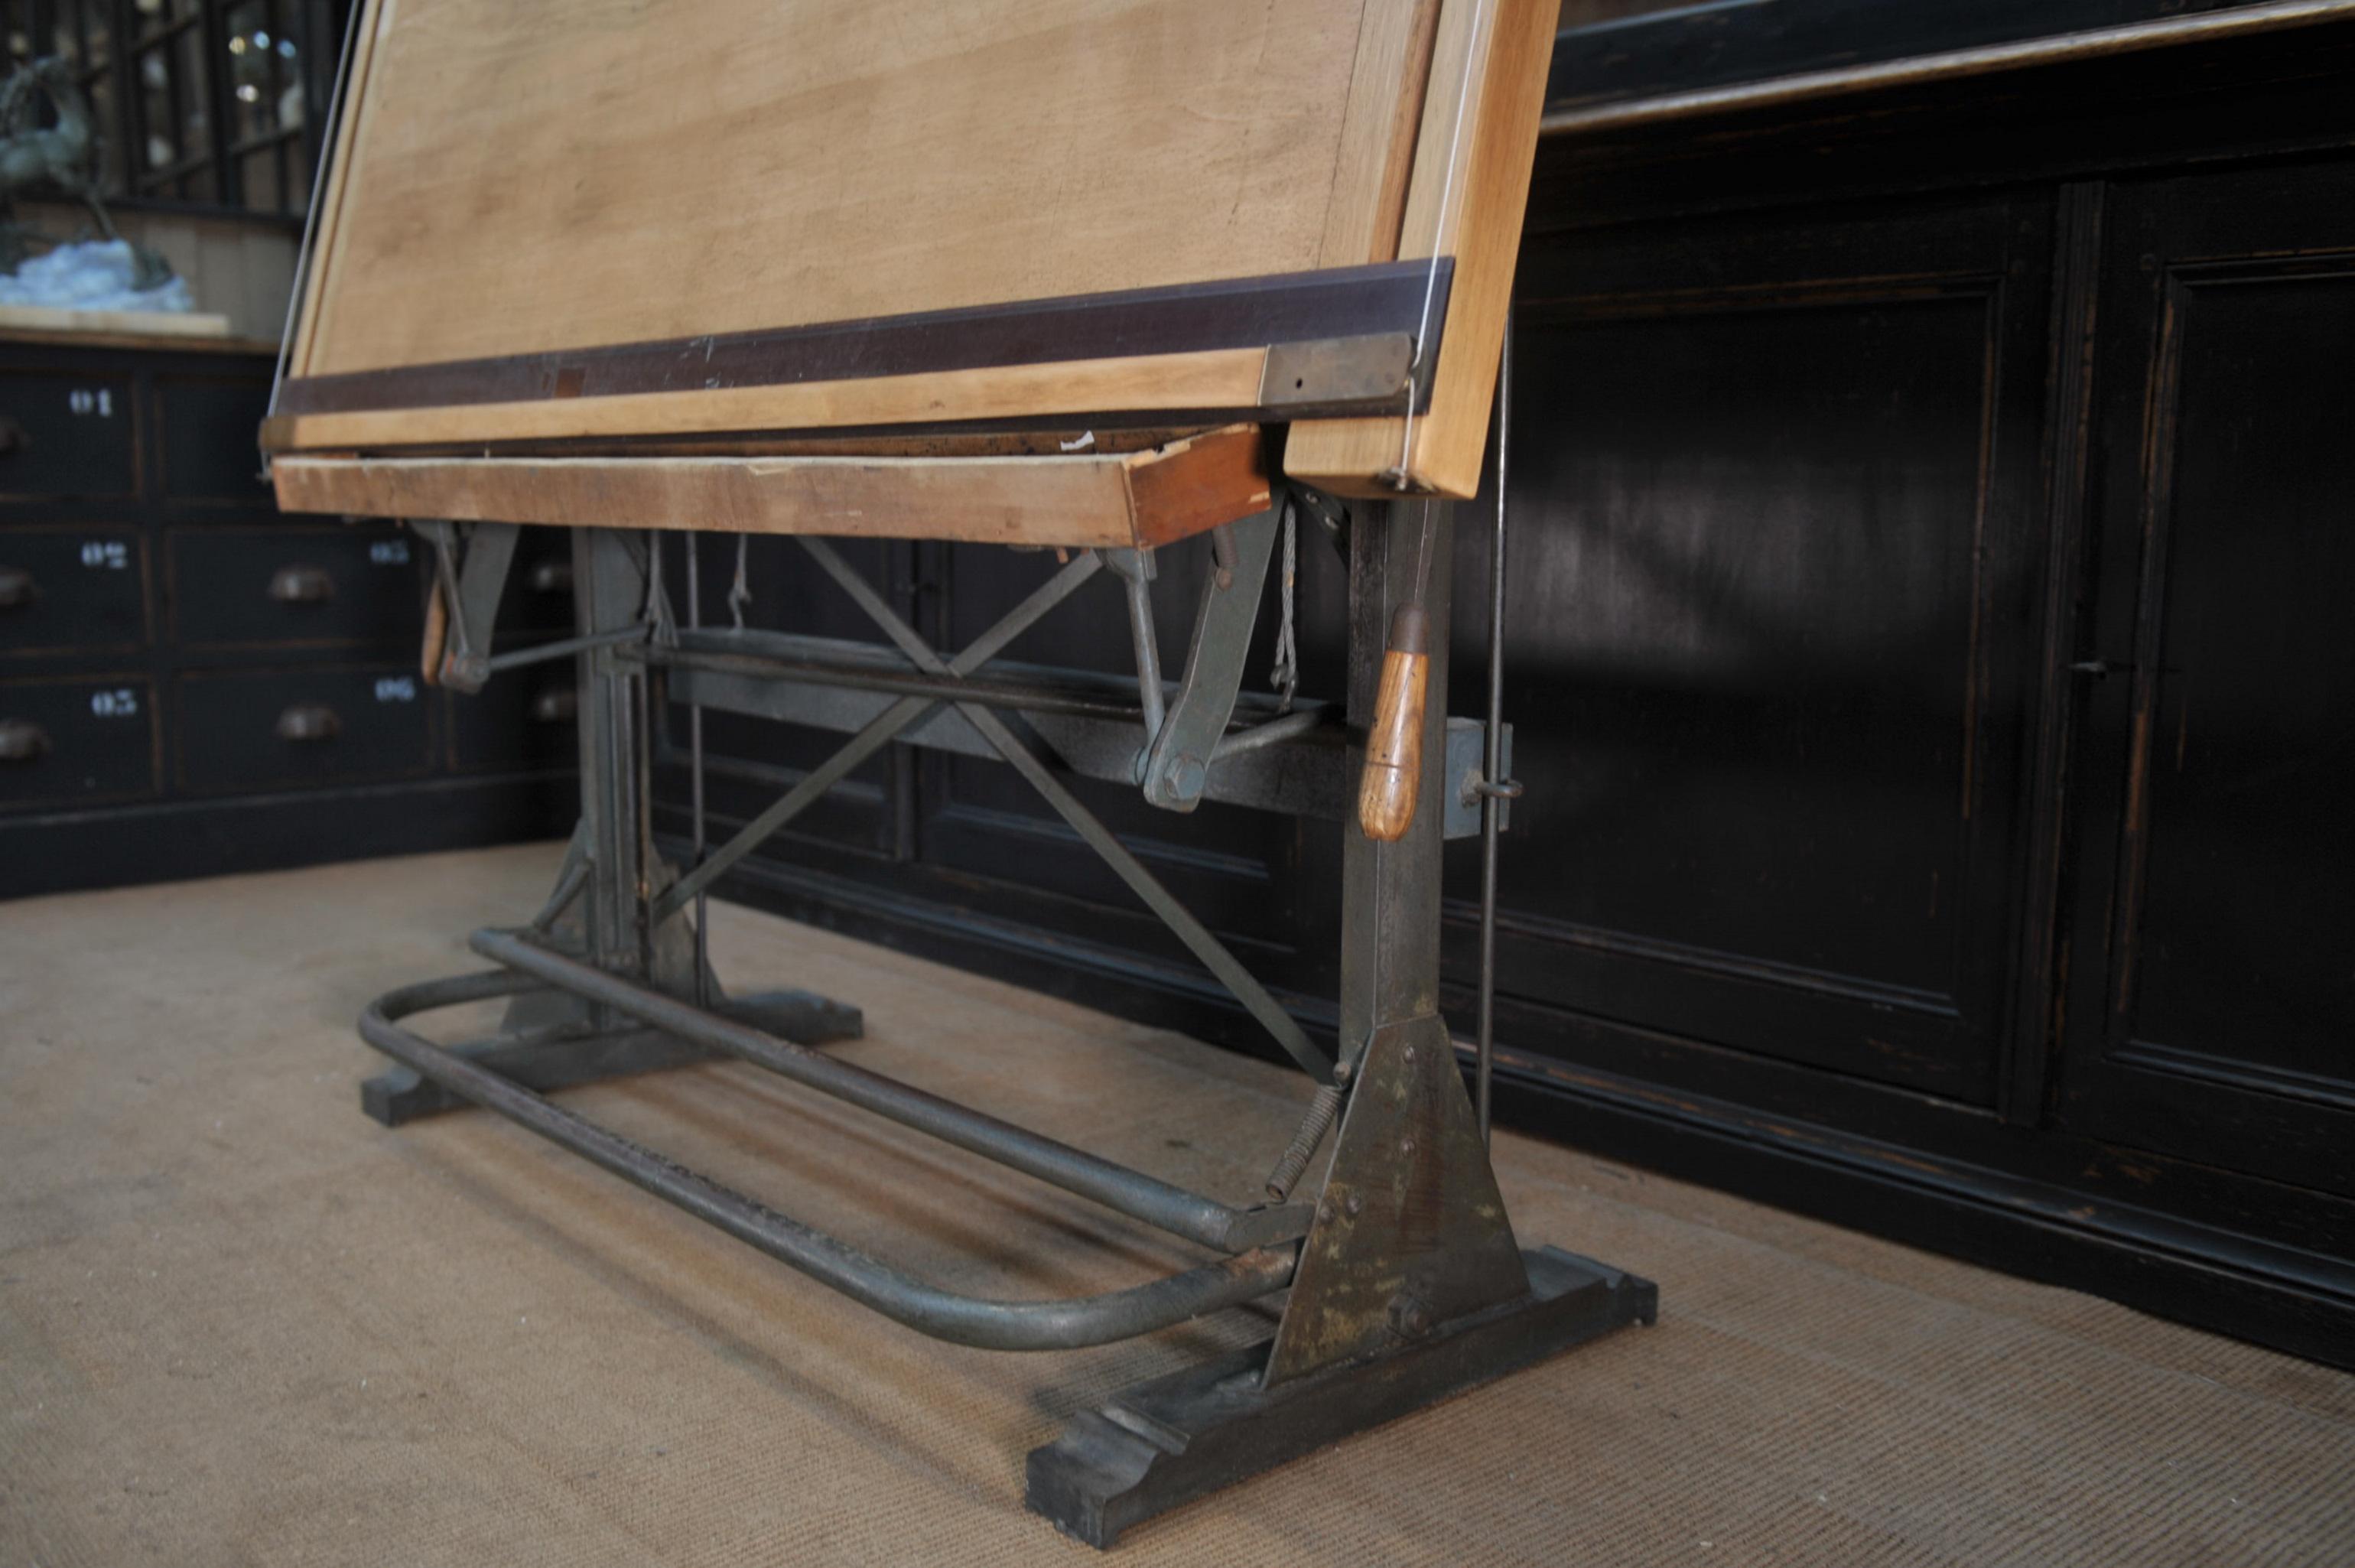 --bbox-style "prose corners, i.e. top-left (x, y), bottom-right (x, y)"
top-left (1318, 0), bottom-right (1447, 265)
top-left (269, 426), bottom-right (1270, 548)
top-left (1356, 645), bottom-right (1429, 841)
top-left (300, 0), bottom-right (1389, 376)
top-left (262, 346), bottom-right (1270, 452)
top-left (288, 0), bottom-right (389, 379)
top-left (0, 306), bottom-right (231, 339)
top-left (1286, 0), bottom-right (1562, 498)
